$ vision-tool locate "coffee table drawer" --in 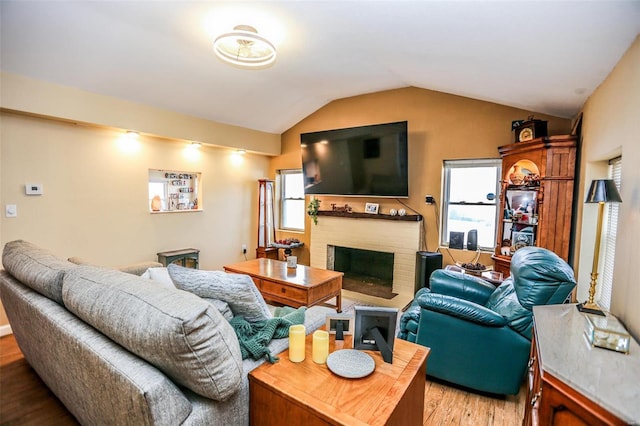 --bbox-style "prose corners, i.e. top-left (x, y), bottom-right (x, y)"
top-left (259, 280), bottom-right (306, 303)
